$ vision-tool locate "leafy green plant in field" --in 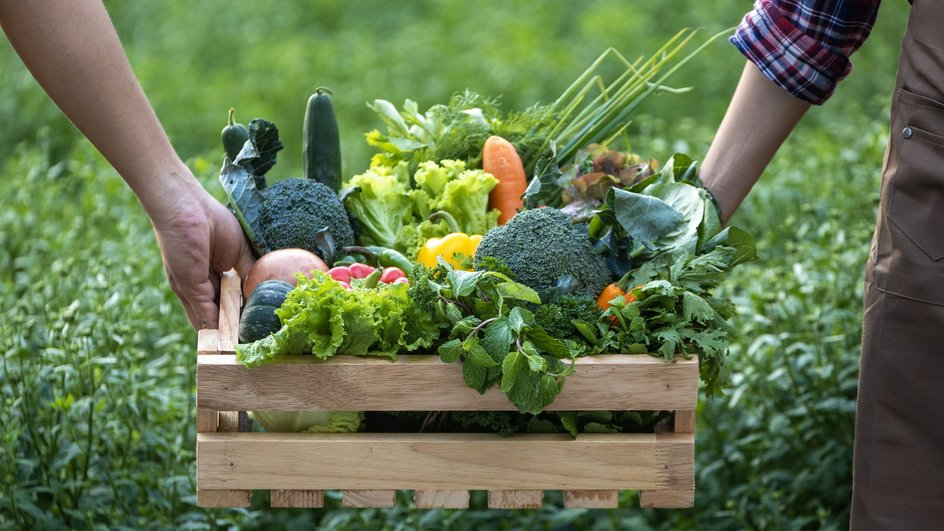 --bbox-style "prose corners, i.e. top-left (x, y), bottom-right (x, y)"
top-left (0, 139), bottom-right (275, 530)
